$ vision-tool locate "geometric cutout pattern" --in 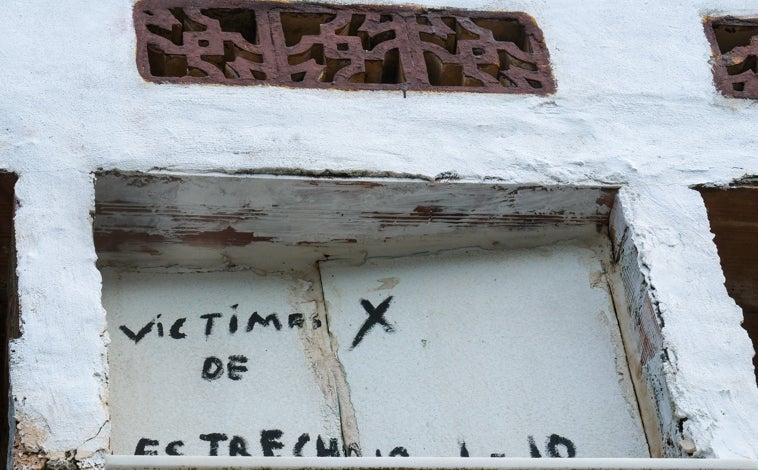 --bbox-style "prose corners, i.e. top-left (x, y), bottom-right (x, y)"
top-left (135, 1), bottom-right (556, 94)
top-left (704, 16), bottom-right (758, 99)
